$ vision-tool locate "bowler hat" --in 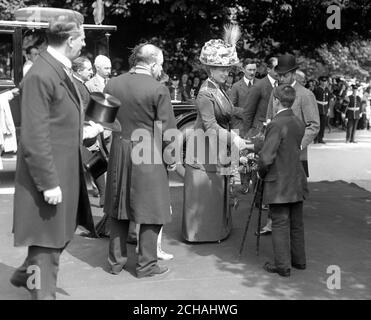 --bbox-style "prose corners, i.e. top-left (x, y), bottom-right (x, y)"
top-left (275, 54), bottom-right (300, 74)
top-left (85, 92), bottom-right (122, 132)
